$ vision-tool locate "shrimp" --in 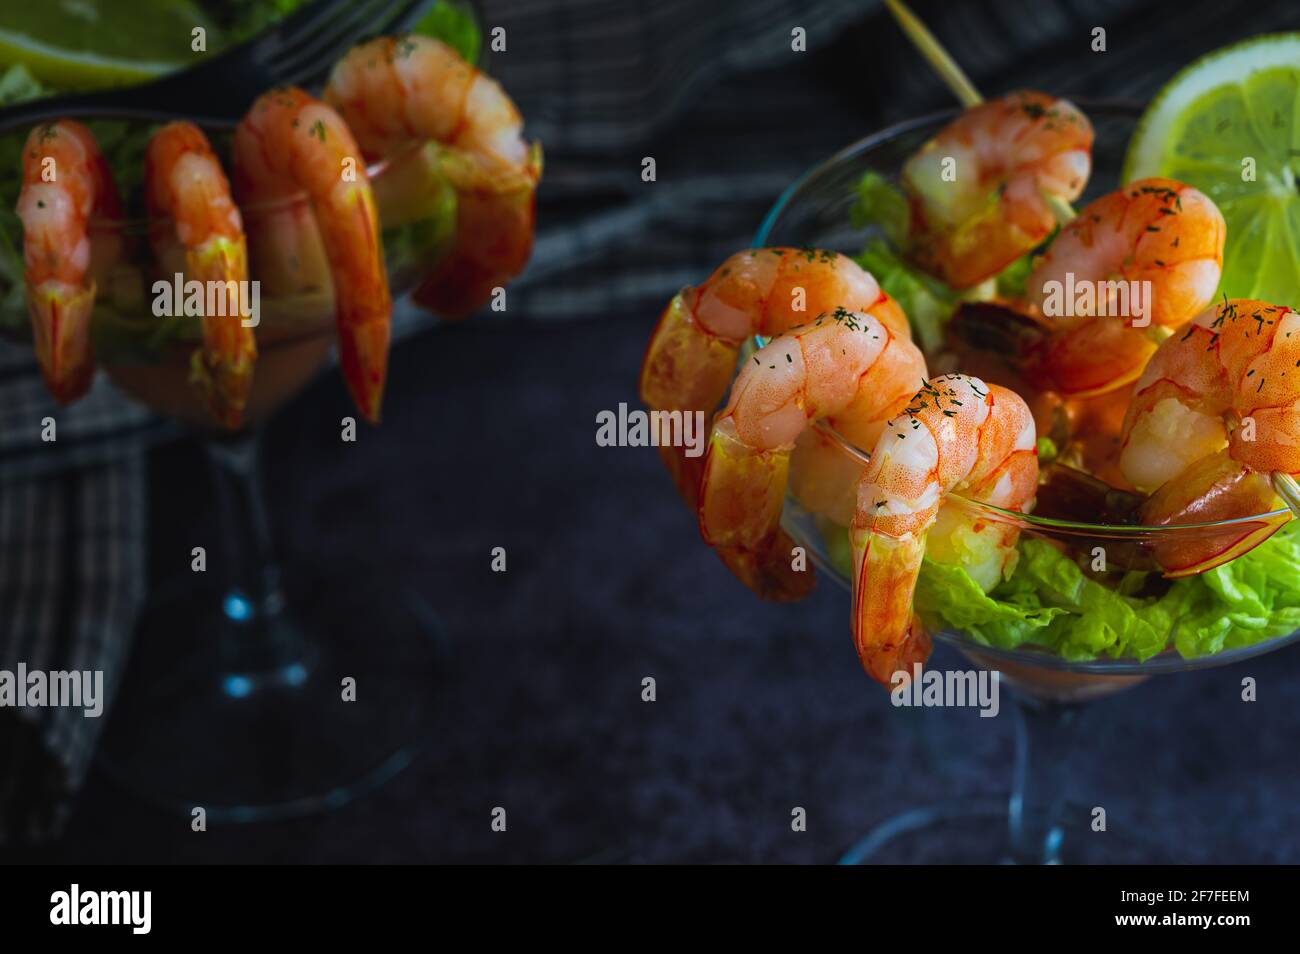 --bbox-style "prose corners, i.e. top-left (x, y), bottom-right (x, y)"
top-left (901, 90), bottom-right (1092, 289)
top-left (16, 120), bottom-right (125, 403)
top-left (640, 247), bottom-right (912, 507)
top-left (1026, 178), bottom-right (1225, 397)
top-left (324, 34), bottom-right (541, 319)
top-left (1119, 298), bottom-right (1297, 576)
top-left (851, 375), bottom-right (1038, 684)
top-left (144, 122), bottom-right (256, 430)
top-left (233, 87), bottom-right (392, 423)
top-left (698, 305), bottom-right (927, 600)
